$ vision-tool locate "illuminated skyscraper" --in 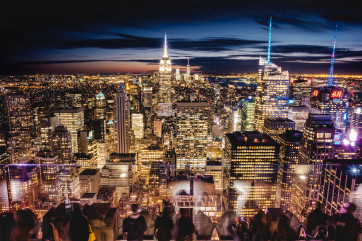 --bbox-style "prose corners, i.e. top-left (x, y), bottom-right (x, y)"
top-left (114, 87), bottom-right (130, 153)
top-left (49, 126), bottom-right (72, 163)
top-left (263, 118), bottom-right (295, 141)
top-left (5, 94), bottom-right (34, 163)
top-left (240, 98), bottom-right (255, 132)
top-left (224, 131), bottom-right (279, 217)
top-left (142, 87), bottom-right (153, 108)
top-left (186, 58), bottom-right (191, 83)
top-left (254, 59), bottom-right (290, 132)
top-left (94, 92), bottom-right (106, 120)
top-left (131, 113), bottom-right (144, 139)
top-left (176, 102), bottom-right (210, 174)
top-left (275, 130), bottom-right (303, 210)
top-left (254, 18), bottom-right (289, 132)
top-left (55, 107), bottom-right (84, 153)
top-left (297, 114), bottom-right (335, 215)
top-left (158, 33), bottom-right (172, 116)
